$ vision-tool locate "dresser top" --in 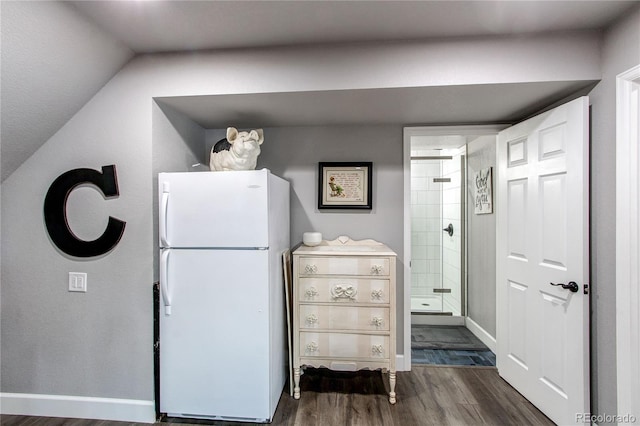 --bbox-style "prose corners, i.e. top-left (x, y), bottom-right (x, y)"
top-left (294, 235), bottom-right (396, 257)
